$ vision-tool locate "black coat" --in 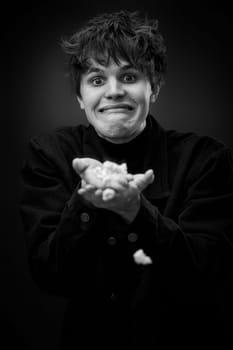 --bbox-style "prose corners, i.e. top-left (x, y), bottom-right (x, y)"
top-left (20, 115), bottom-right (233, 348)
